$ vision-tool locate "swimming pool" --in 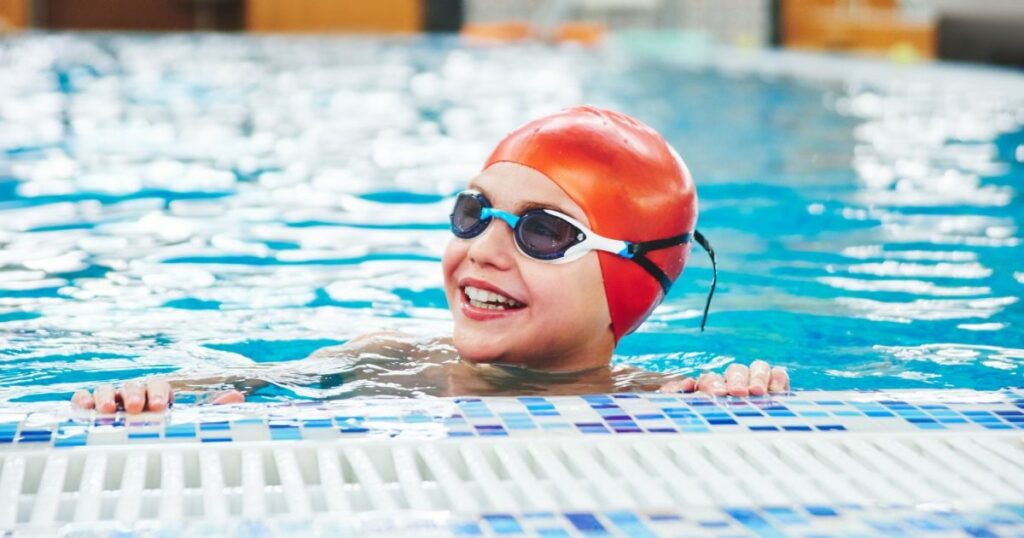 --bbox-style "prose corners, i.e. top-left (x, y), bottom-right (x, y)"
top-left (0, 34), bottom-right (1022, 400)
top-left (1, 32), bottom-right (1023, 537)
